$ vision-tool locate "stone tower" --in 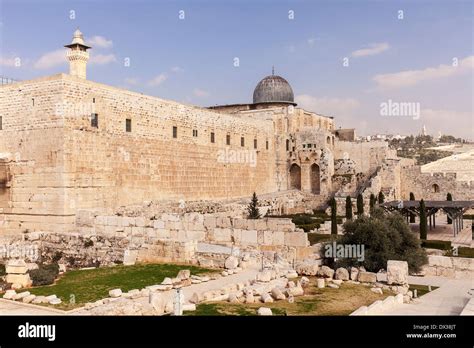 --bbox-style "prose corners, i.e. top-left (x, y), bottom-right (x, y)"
top-left (65, 29), bottom-right (91, 79)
